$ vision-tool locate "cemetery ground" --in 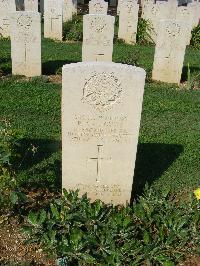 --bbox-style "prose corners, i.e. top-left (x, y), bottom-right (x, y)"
top-left (0, 36), bottom-right (200, 265)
